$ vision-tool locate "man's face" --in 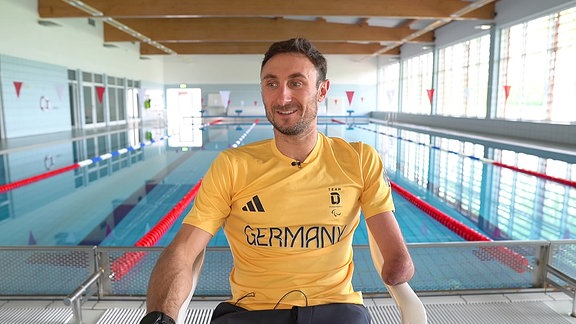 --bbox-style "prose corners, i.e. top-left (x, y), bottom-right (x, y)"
top-left (260, 53), bottom-right (329, 136)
